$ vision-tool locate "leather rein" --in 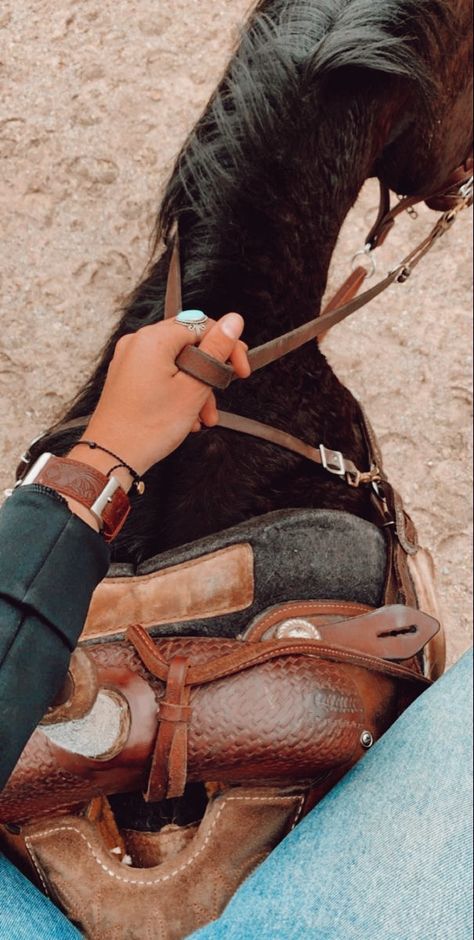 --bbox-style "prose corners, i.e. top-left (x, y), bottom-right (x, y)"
top-left (171, 158), bottom-right (473, 389)
top-left (158, 157), bottom-right (473, 490)
top-left (15, 158), bottom-right (473, 496)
